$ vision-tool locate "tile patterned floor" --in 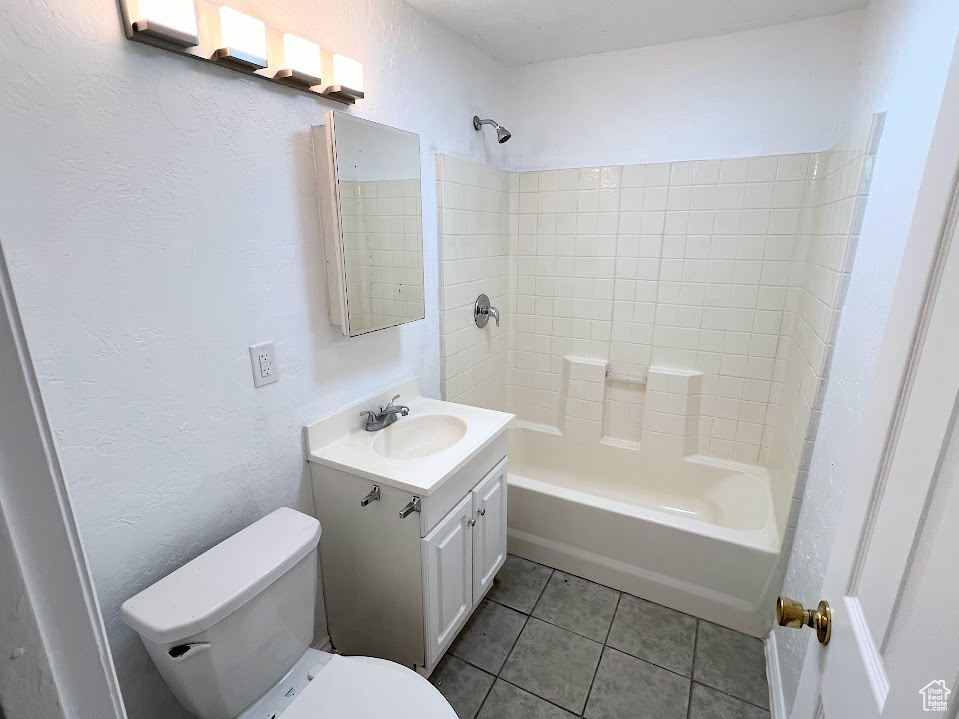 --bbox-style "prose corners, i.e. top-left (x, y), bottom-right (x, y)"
top-left (430, 555), bottom-right (771, 719)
